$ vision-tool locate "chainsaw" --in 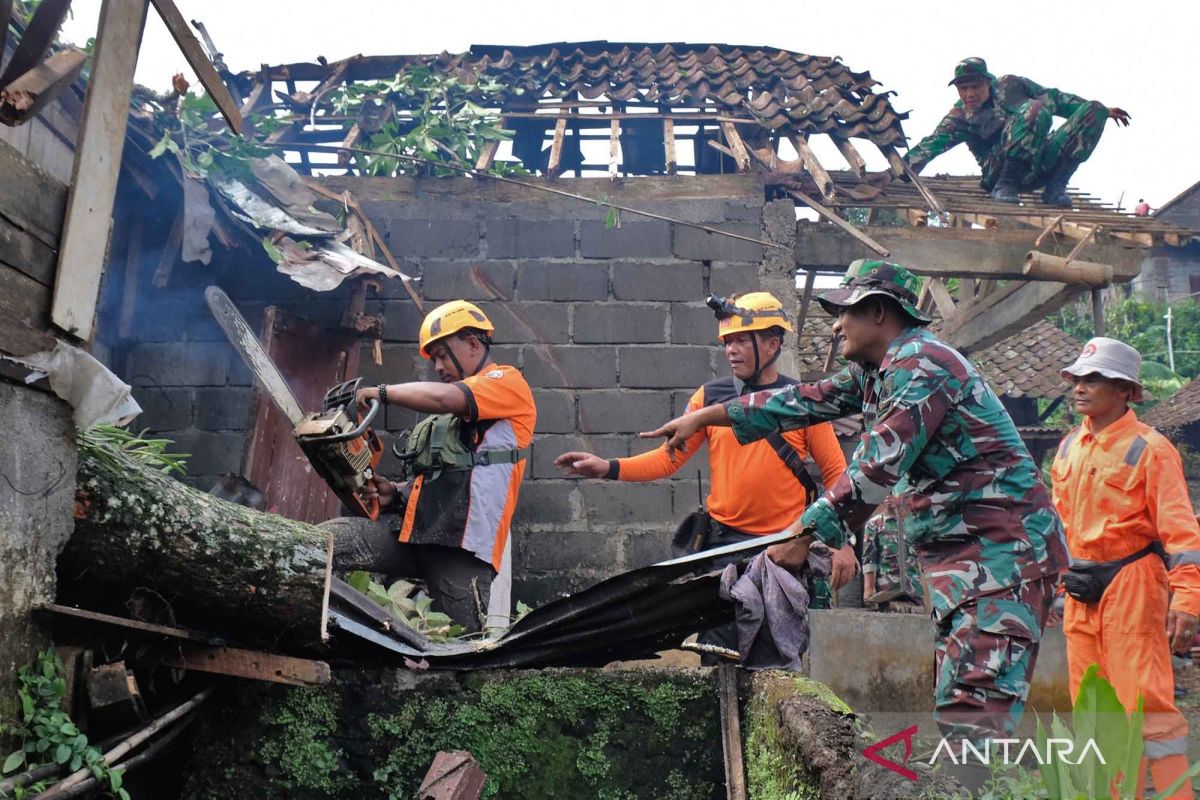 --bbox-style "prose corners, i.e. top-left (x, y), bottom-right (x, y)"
top-left (204, 286), bottom-right (384, 519)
